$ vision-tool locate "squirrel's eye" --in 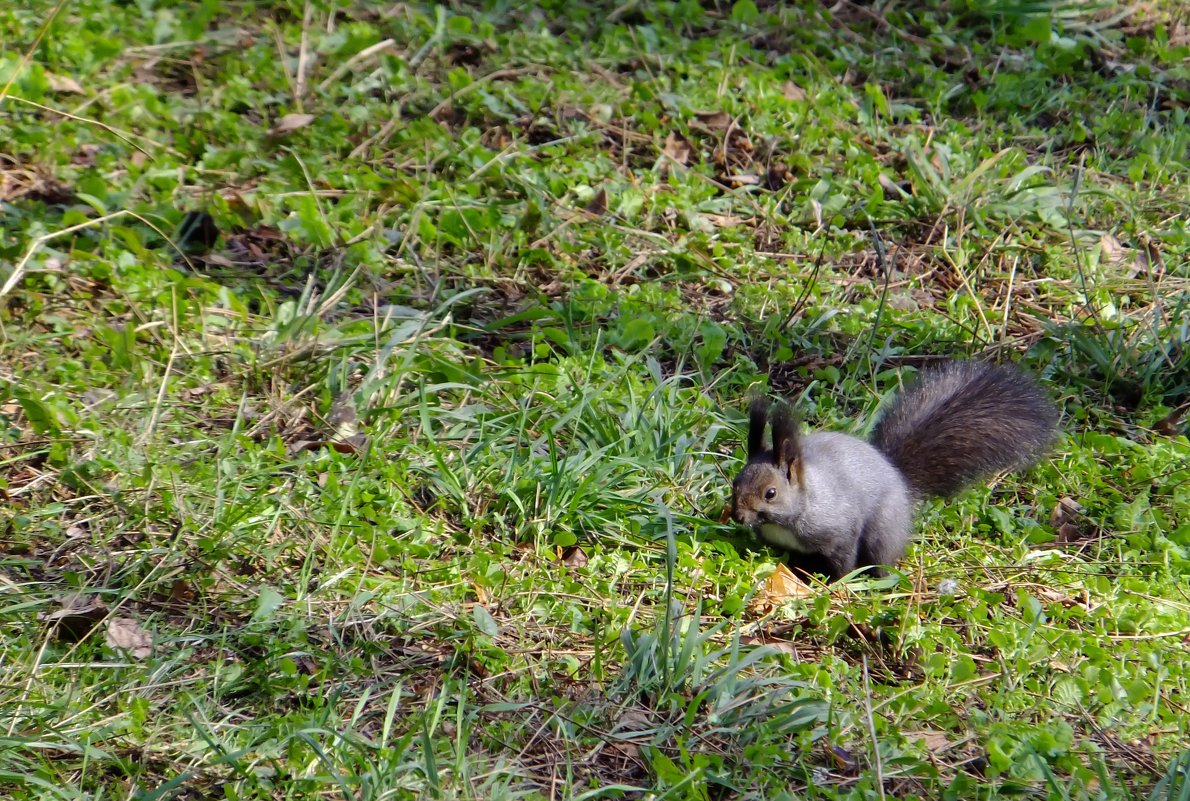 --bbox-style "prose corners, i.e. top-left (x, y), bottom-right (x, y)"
top-left (764, 487), bottom-right (777, 501)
